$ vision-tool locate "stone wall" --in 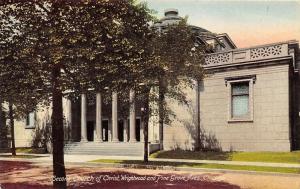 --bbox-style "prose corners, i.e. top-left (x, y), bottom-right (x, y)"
top-left (12, 97), bottom-right (71, 148)
top-left (163, 82), bottom-right (197, 150)
top-left (163, 63), bottom-right (292, 151)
